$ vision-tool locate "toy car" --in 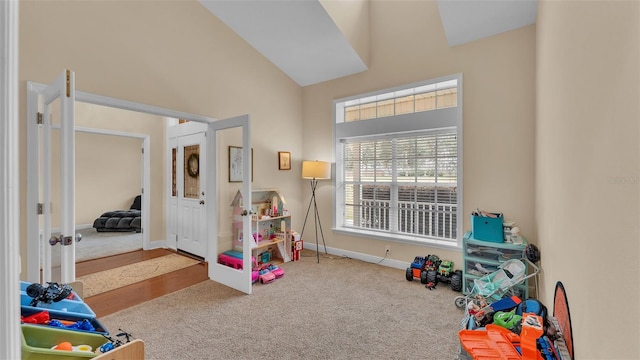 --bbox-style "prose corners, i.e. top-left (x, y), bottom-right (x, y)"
top-left (405, 254), bottom-right (442, 284)
top-left (425, 259), bottom-right (462, 292)
top-left (258, 268), bottom-right (276, 284)
top-left (266, 264), bottom-right (284, 278)
top-left (405, 256), bottom-right (428, 283)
